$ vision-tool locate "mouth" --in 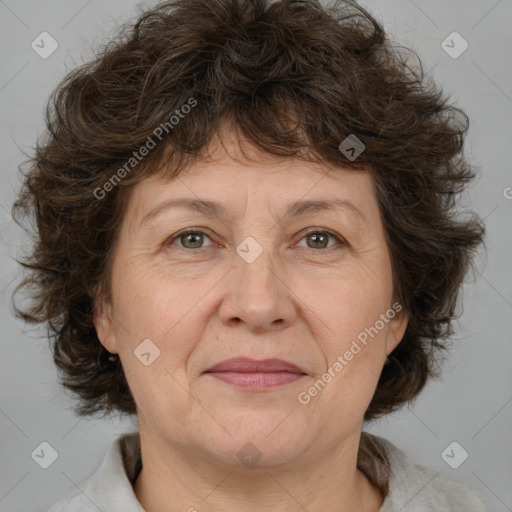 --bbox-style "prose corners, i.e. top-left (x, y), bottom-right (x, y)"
top-left (204, 357), bottom-right (307, 390)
